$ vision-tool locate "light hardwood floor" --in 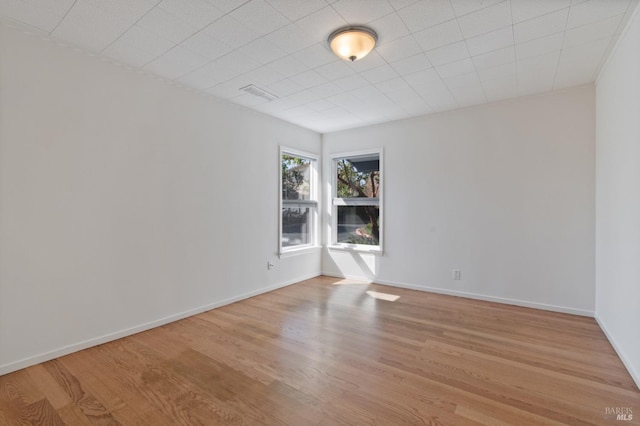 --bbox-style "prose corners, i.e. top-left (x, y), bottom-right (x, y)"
top-left (1, 276), bottom-right (638, 425)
